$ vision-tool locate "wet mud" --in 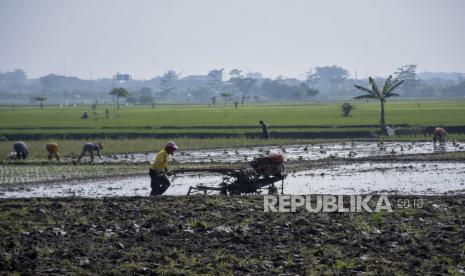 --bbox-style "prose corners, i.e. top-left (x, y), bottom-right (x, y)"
top-left (2, 162), bottom-right (464, 198)
top-left (48, 141), bottom-right (465, 164)
top-left (1, 141), bottom-right (465, 198)
top-left (1, 196), bottom-right (465, 274)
